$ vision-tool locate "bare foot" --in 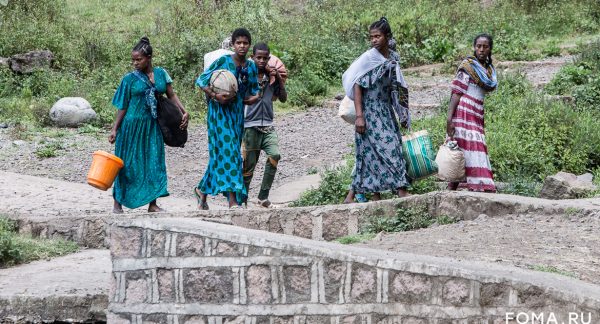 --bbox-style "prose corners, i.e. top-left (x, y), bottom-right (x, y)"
top-left (148, 200), bottom-right (165, 213)
top-left (113, 201), bottom-right (123, 214)
top-left (194, 187), bottom-right (209, 210)
top-left (397, 189), bottom-right (411, 198)
top-left (343, 190), bottom-right (355, 204)
top-left (148, 206), bottom-right (165, 213)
